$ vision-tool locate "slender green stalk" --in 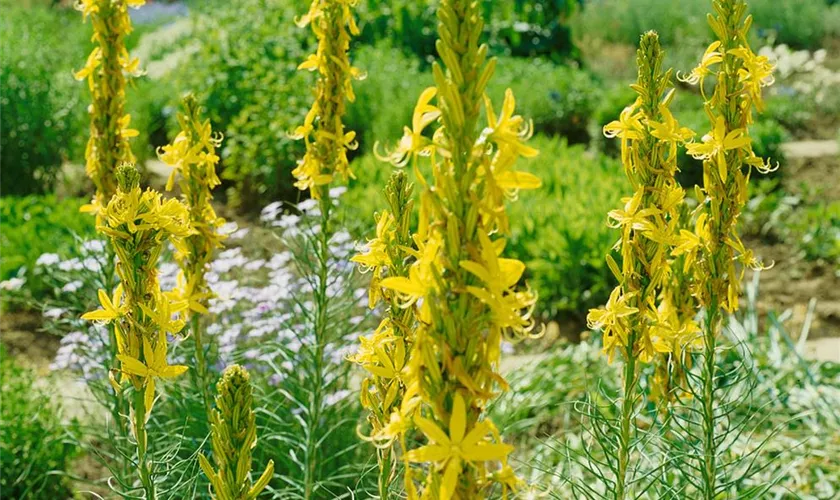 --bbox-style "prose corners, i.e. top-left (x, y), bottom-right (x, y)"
top-left (377, 447), bottom-right (393, 499)
top-left (303, 194), bottom-right (333, 500)
top-left (191, 314), bottom-right (213, 422)
top-left (616, 333), bottom-right (638, 500)
top-left (133, 388), bottom-right (156, 500)
top-left (701, 300), bottom-right (720, 500)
